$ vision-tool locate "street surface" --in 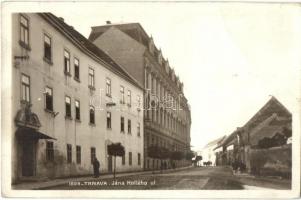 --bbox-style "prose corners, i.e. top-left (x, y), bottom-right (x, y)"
top-left (44, 166), bottom-right (291, 190)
